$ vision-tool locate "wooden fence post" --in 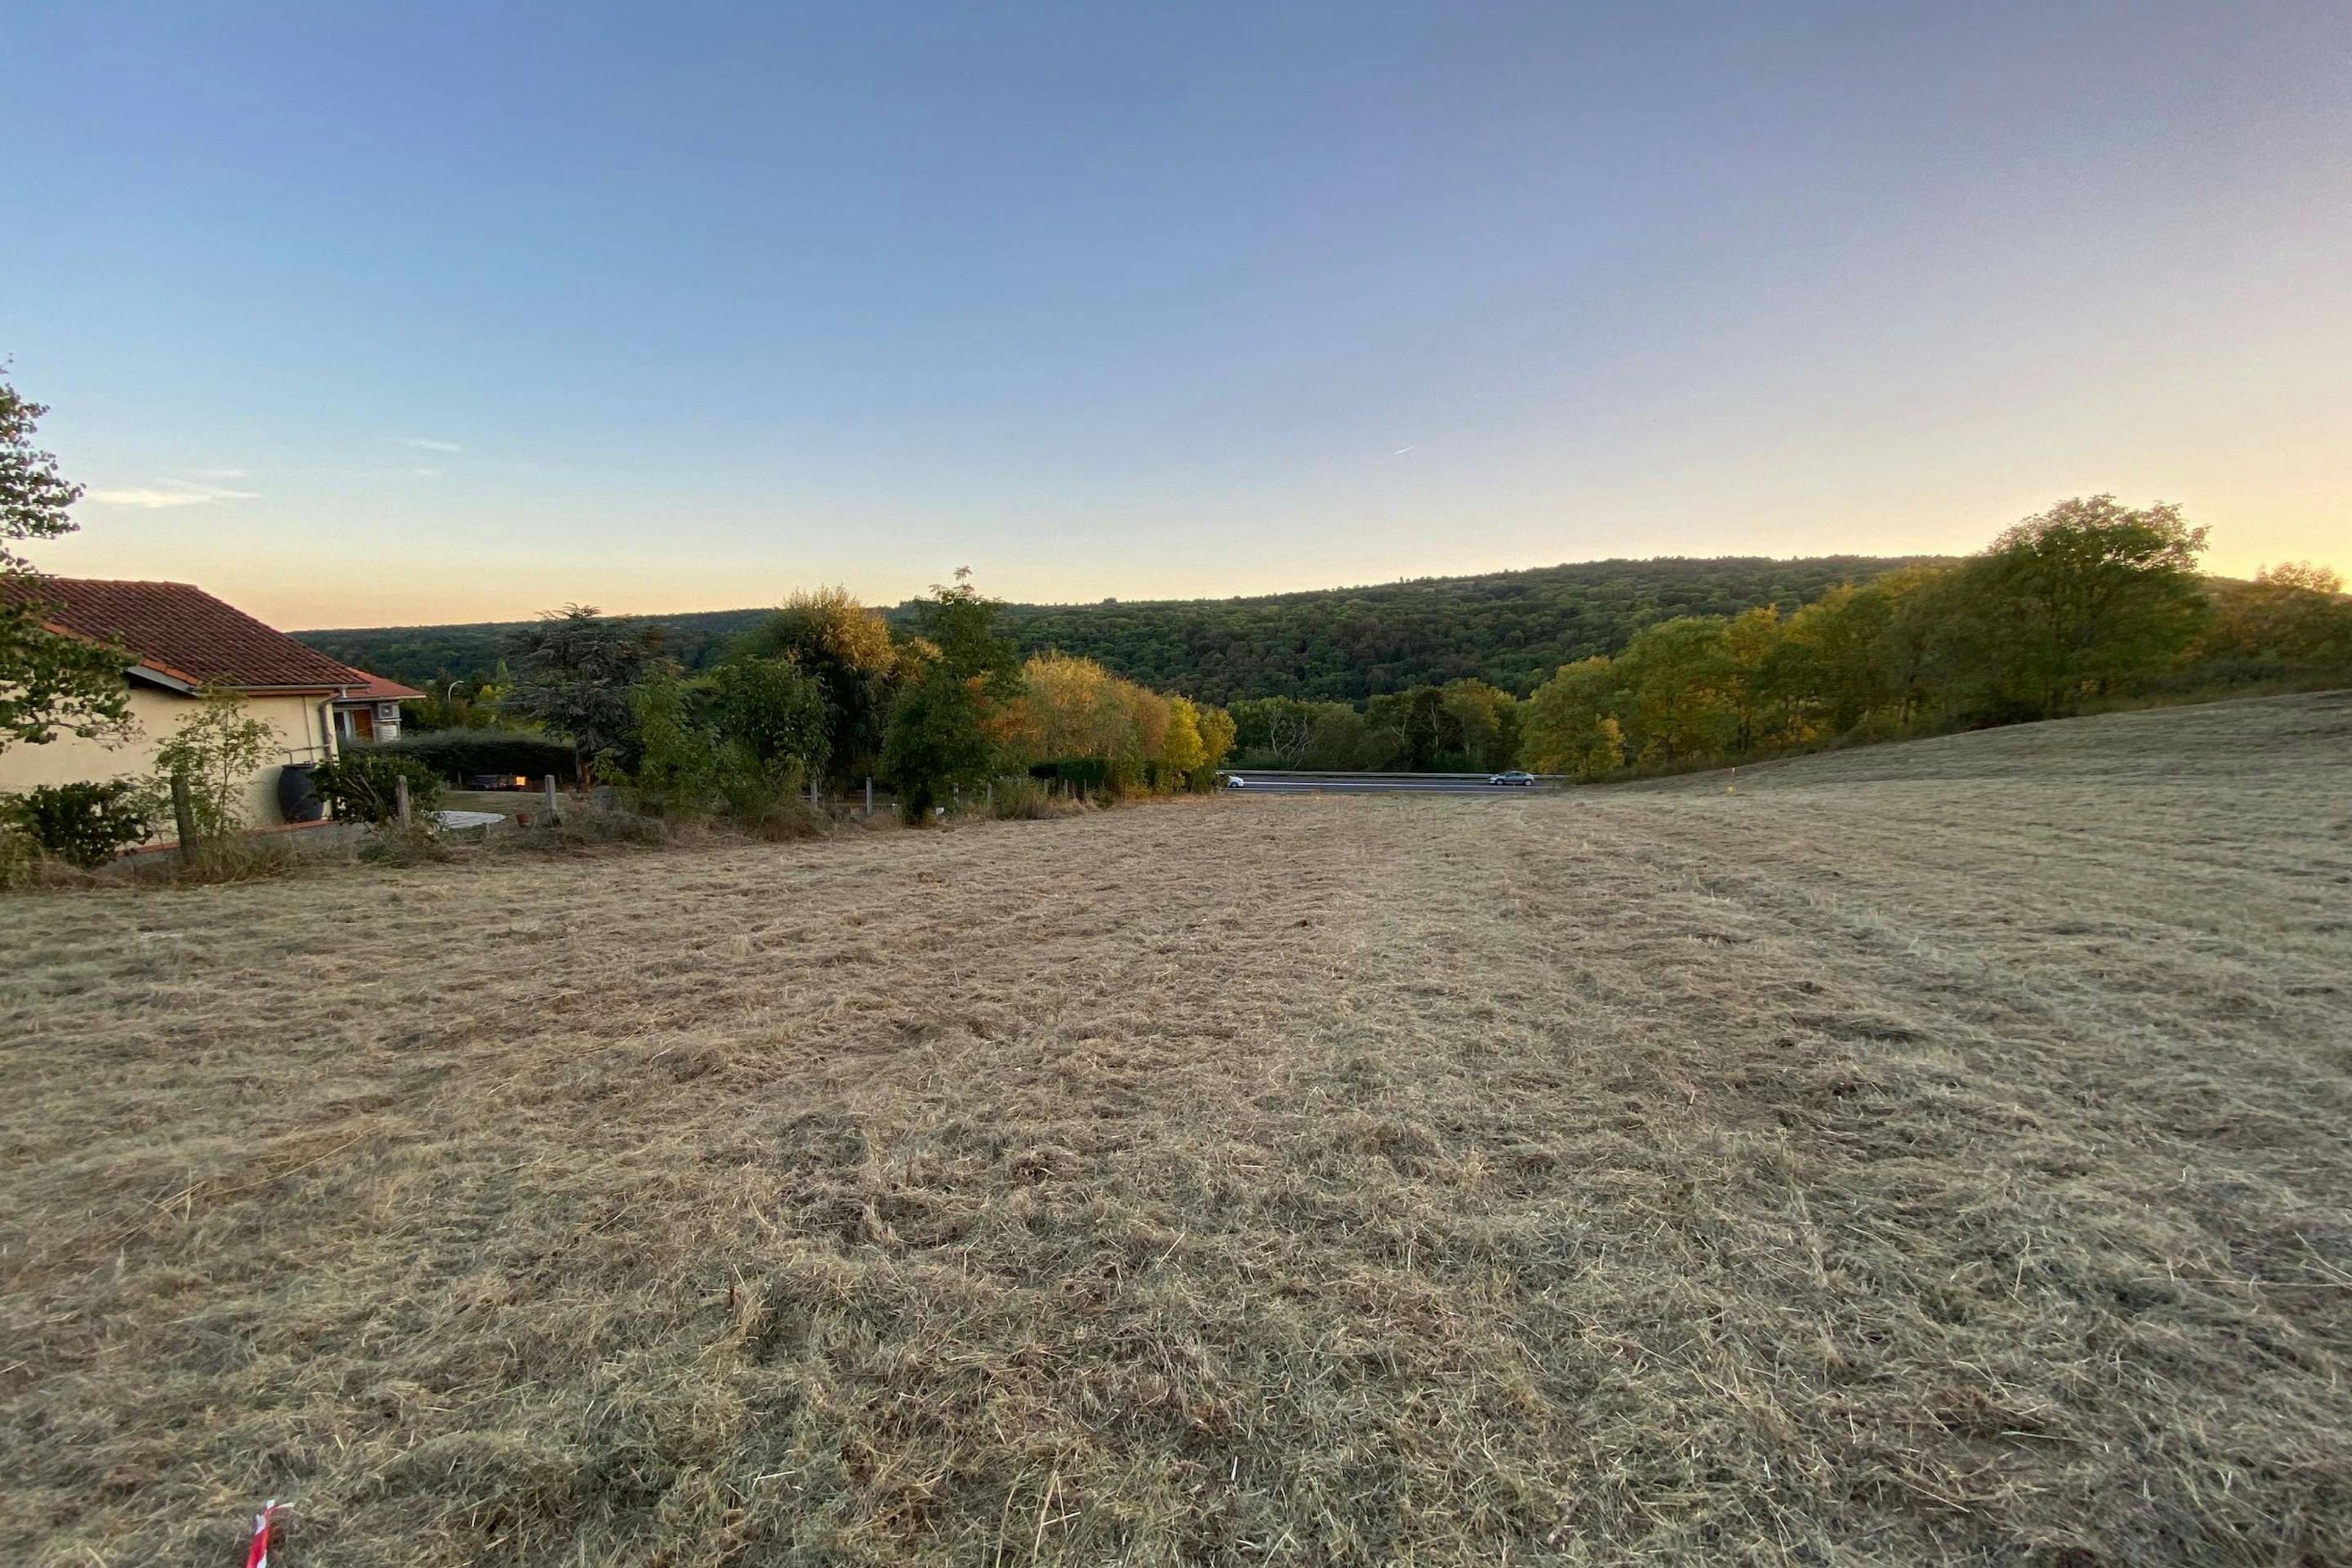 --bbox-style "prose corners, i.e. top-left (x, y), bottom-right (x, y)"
top-left (169, 769), bottom-right (198, 851)
top-left (864, 776), bottom-right (873, 819)
top-left (395, 774), bottom-right (412, 827)
top-left (543, 774), bottom-right (559, 823)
